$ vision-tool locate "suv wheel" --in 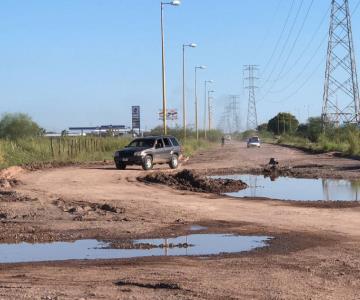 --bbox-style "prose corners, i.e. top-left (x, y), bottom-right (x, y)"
top-left (116, 162), bottom-right (126, 170)
top-left (169, 154), bottom-right (179, 169)
top-left (142, 155), bottom-right (153, 170)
